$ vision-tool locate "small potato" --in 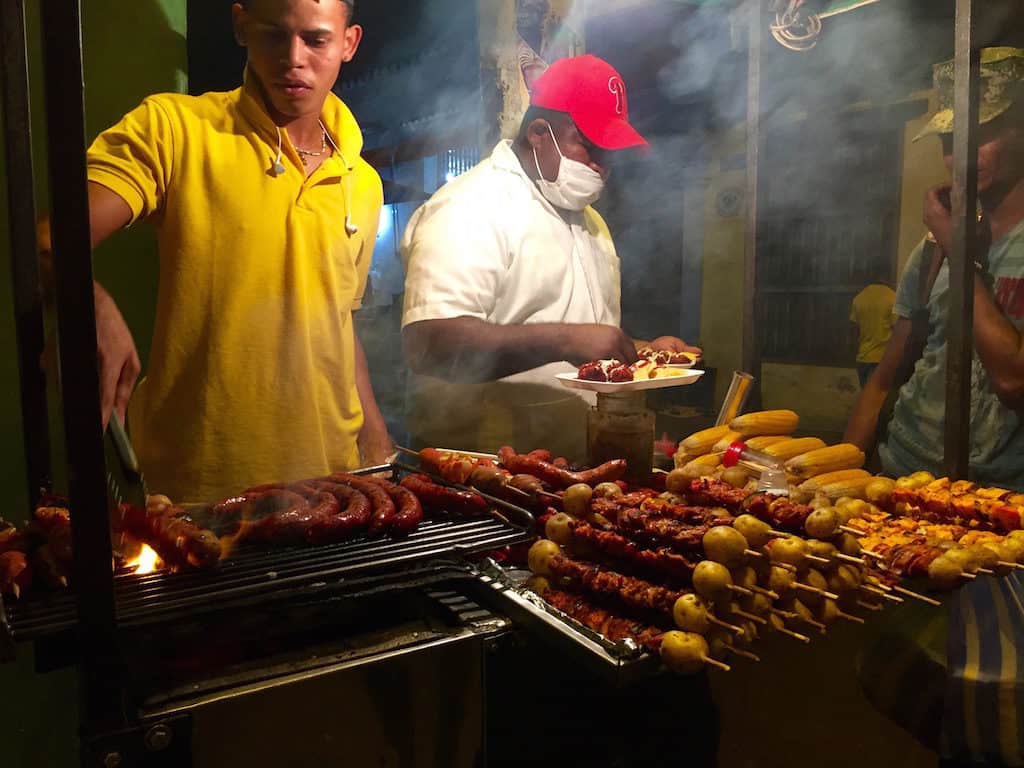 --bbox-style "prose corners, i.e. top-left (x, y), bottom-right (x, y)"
top-left (721, 467), bottom-right (749, 489)
top-left (665, 469), bottom-right (691, 494)
top-left (146, 494), bottom-right (173, 512)
top-left (525, 575), bottom-right (552, 595)
top-left (808, 494), bottom-right (832, 510)
top-left (545, 513), bottom-right (574, 546)
top-left (528, 539), bottom-right (561, 577)
top-left (805, 508), bottom-right (839, 539)
top-left (593, 482), bottom-right (624, 499)
top-left (562, 483), bottom-right (593, 517)
top-left (843, 499), bottom-right (870, 518)
top-left (910, 471), bottom-right (936, 487)
top-left (865, 477), bottom-right (896, 505)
